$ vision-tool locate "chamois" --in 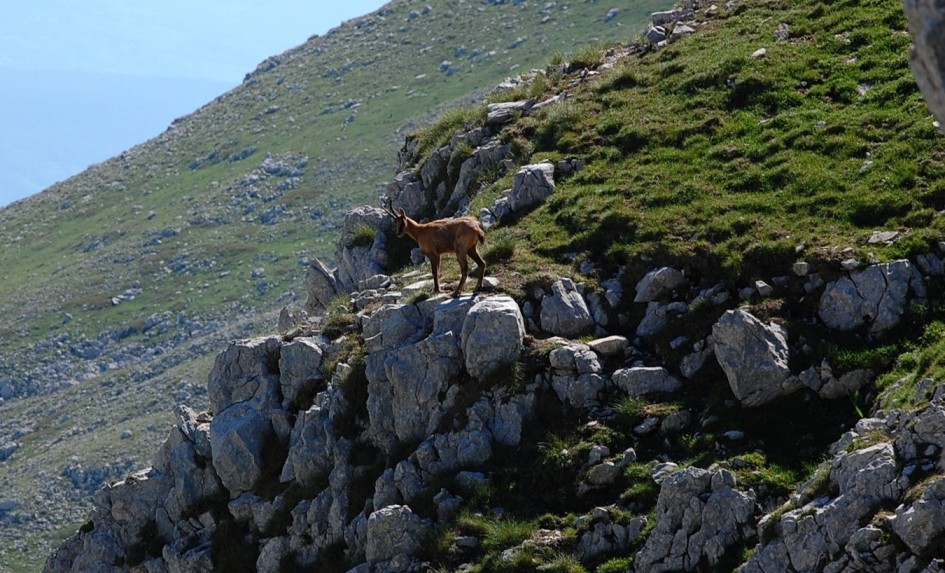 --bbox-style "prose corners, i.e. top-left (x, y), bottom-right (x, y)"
top-left (384, 202), bottom-right (486, 298)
